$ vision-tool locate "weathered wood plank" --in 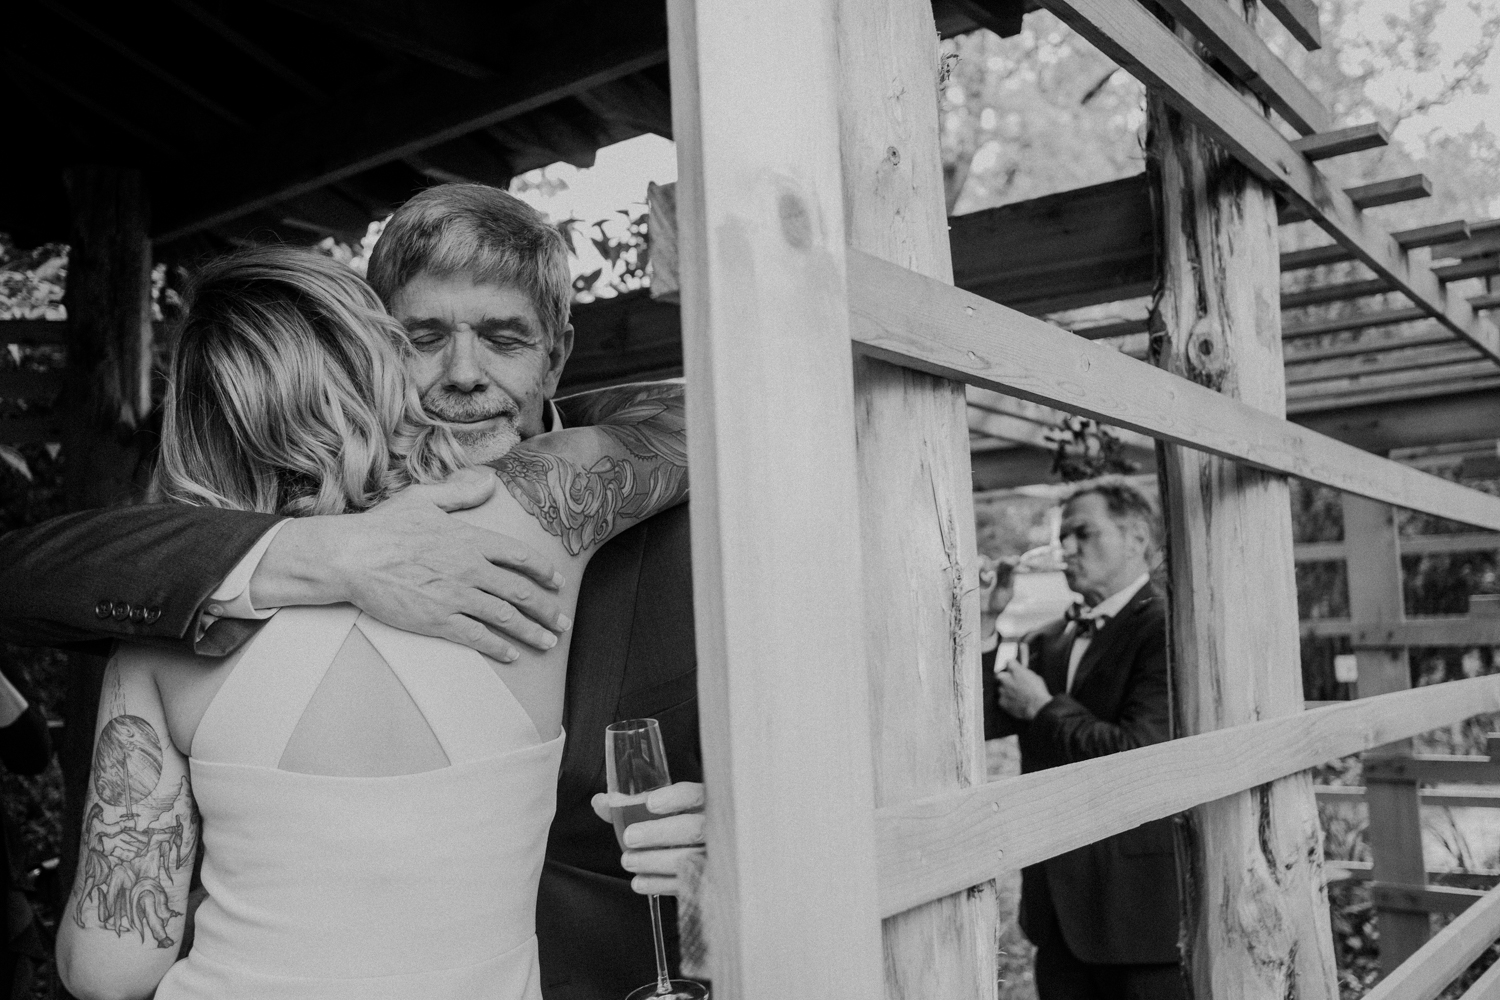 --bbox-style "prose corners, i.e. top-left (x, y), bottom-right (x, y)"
top-left (1460, 957), bottom-right (1500, 1000)
top-left (1150, 67), bottom-right (1334, 994)
top-left (1281, 220), bottom-right (1469, 272)
top-left (1372, 882), bottom-right (1488, 917)
top-left (1286, 341), bottom-right (1479, 386)
top-left (1365, 755), bottom-right (1500, 784)
top-left (876, 675), bottom-right (1500, 917)
top-left (1036, 0), bottom-right (1500, 360)
top-left (1435, 220), bottom-right (1500, 261)
top-left (1282, 277), bottom-right (1390, 309)
top-left (1278, 173), bottom-right (1432, 223)
top-left (1345, 494), bottom-right (1430, 970)
top-left (1290, 123), bottom-right (1388, 161)
top-left (1314, 786), bottom-right (1500, 810)
top-left (1363, 882), bottom-right (1500, 1000)
top-left (846, 251), bottom-right (1500, 531)
top-left (1281, 306), bottom-right (1429, 340)
top-left (667, 0), bottom-right (885, 995)
top-left (1152, 0), bottom-right (1329, 134)
top-left (1260, 0), bottom-right (1322, 50)
top-left (835, 2), bottom-right (997, 997)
